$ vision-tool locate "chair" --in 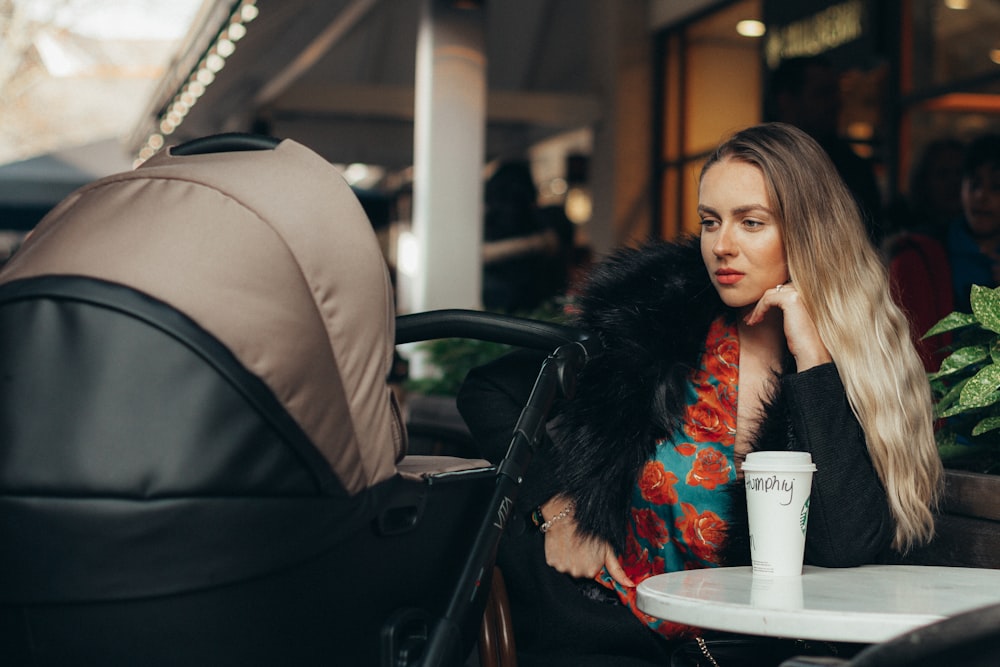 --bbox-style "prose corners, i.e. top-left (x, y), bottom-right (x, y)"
top-left (0, 134), bottom-right (591, 666)
top-left (779, 601), bottom-right (1000, 667)
top-left (478, 567), bottom-right (518, 667)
